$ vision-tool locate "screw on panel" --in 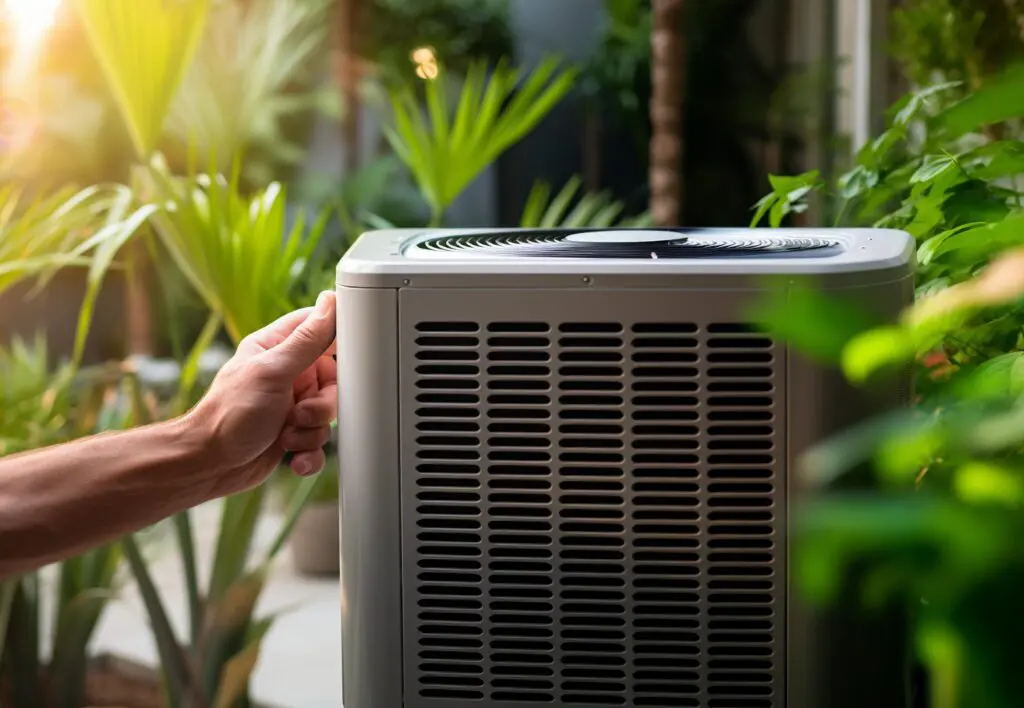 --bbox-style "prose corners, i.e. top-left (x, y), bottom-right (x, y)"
top-left (582, 276), bottom-right (591, 284)
top-left (403, 279), bottom-right (411, 285)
